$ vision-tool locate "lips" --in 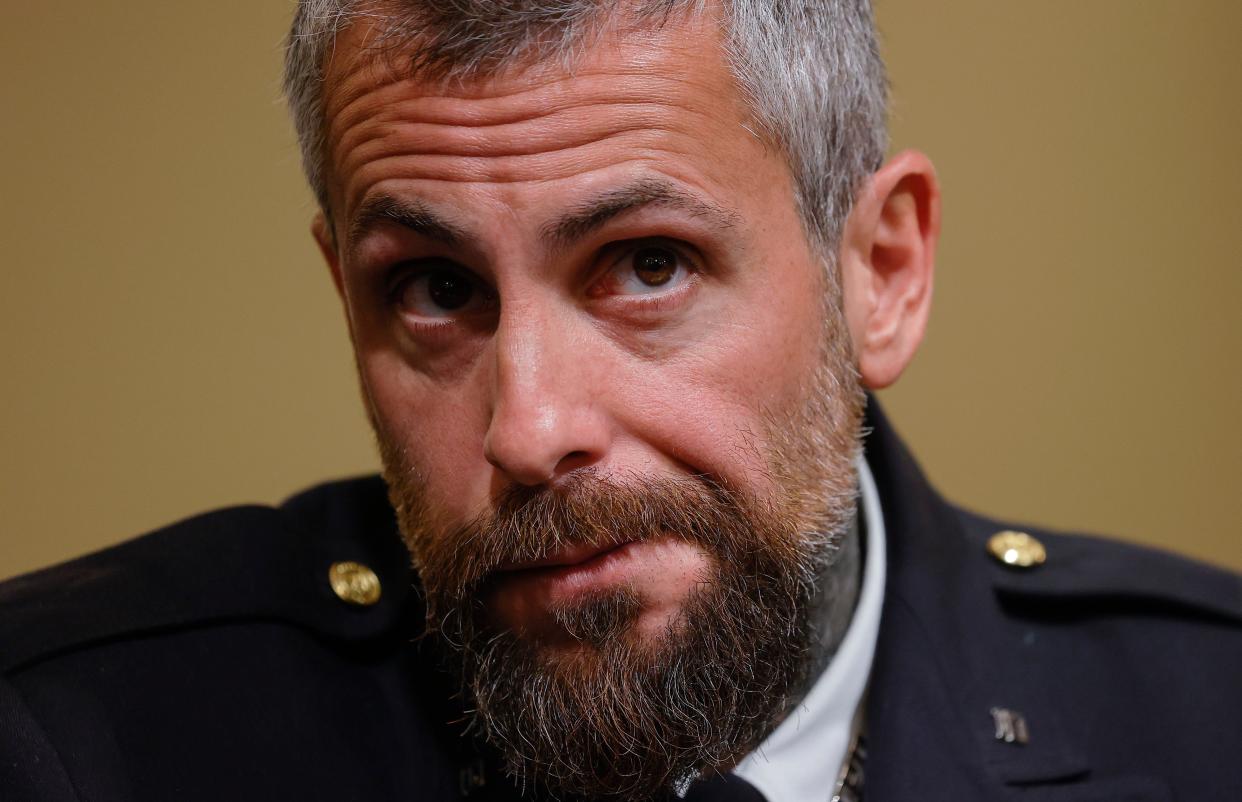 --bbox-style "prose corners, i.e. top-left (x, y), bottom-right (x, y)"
top-left (483, 537), bottom-right (709, 637)
top-left (496, 542), bottom-right (632, 575)
top-left (486, 541), bottom-right (645, 607)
